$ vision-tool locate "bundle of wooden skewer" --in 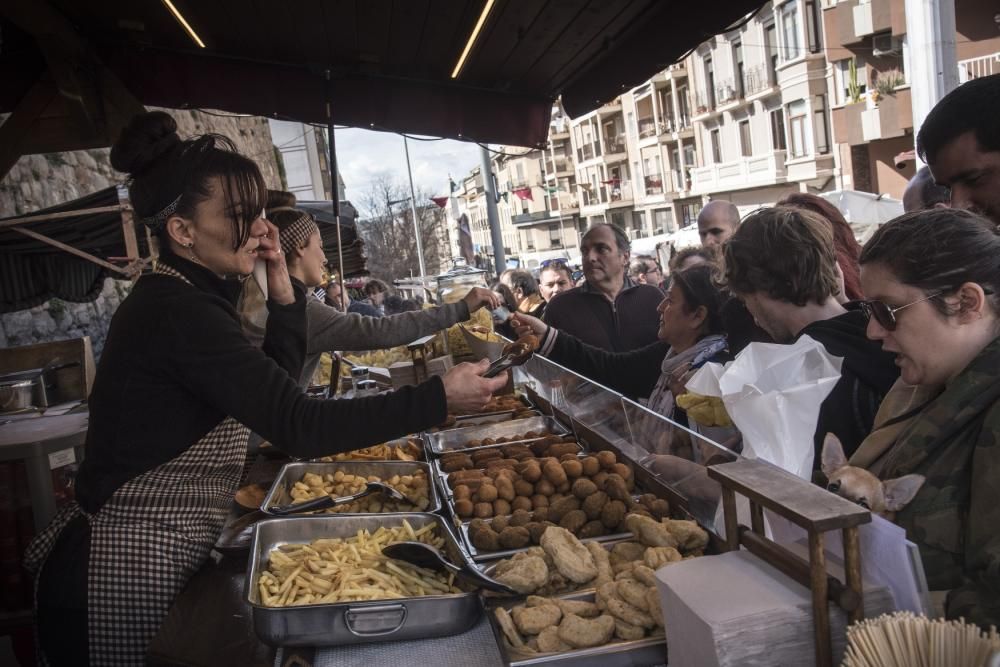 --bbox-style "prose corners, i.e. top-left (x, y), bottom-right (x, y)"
top-left (844, 611), bottom-right (1000, 667)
